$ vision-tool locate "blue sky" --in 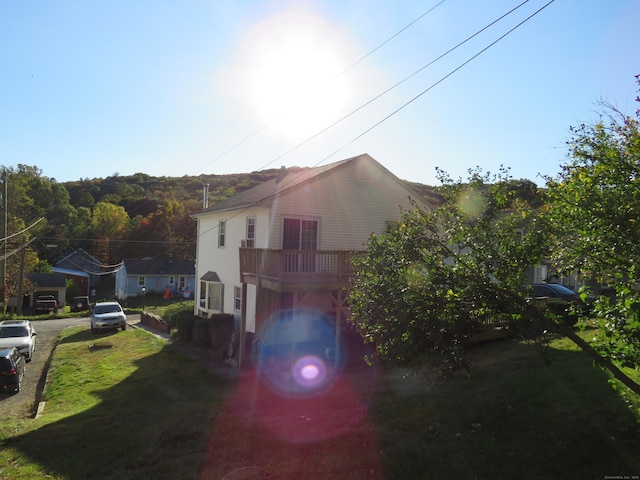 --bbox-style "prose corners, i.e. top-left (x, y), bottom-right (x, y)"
top-left (1, 0), bottom-right (638, 186)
